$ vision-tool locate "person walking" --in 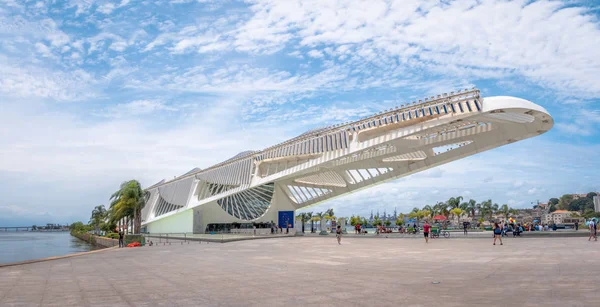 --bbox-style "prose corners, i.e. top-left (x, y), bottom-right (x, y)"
top-left (336, 225), bottom-right (342, 245)
top-left (575, 221), bottom-right (579, 231)
top-left (493, 222), bottom-right (503, 245)
top-left (423, 221), bottom-right (431, 243)
top-left (463, 222), bottom-right (468, 236)
top-left (588, 219), bottom-right (597, 241)
top-left (118, 230), bottom-right (124, 248)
